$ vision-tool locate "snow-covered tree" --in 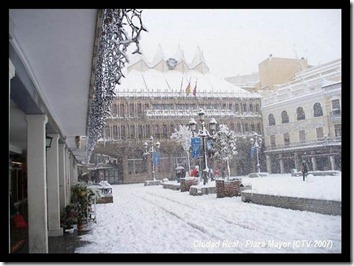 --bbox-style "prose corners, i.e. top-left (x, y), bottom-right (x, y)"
top-left (213, 124), bottom-right (238, 179)
top-left (170, 125), bottom-right (192, 172)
